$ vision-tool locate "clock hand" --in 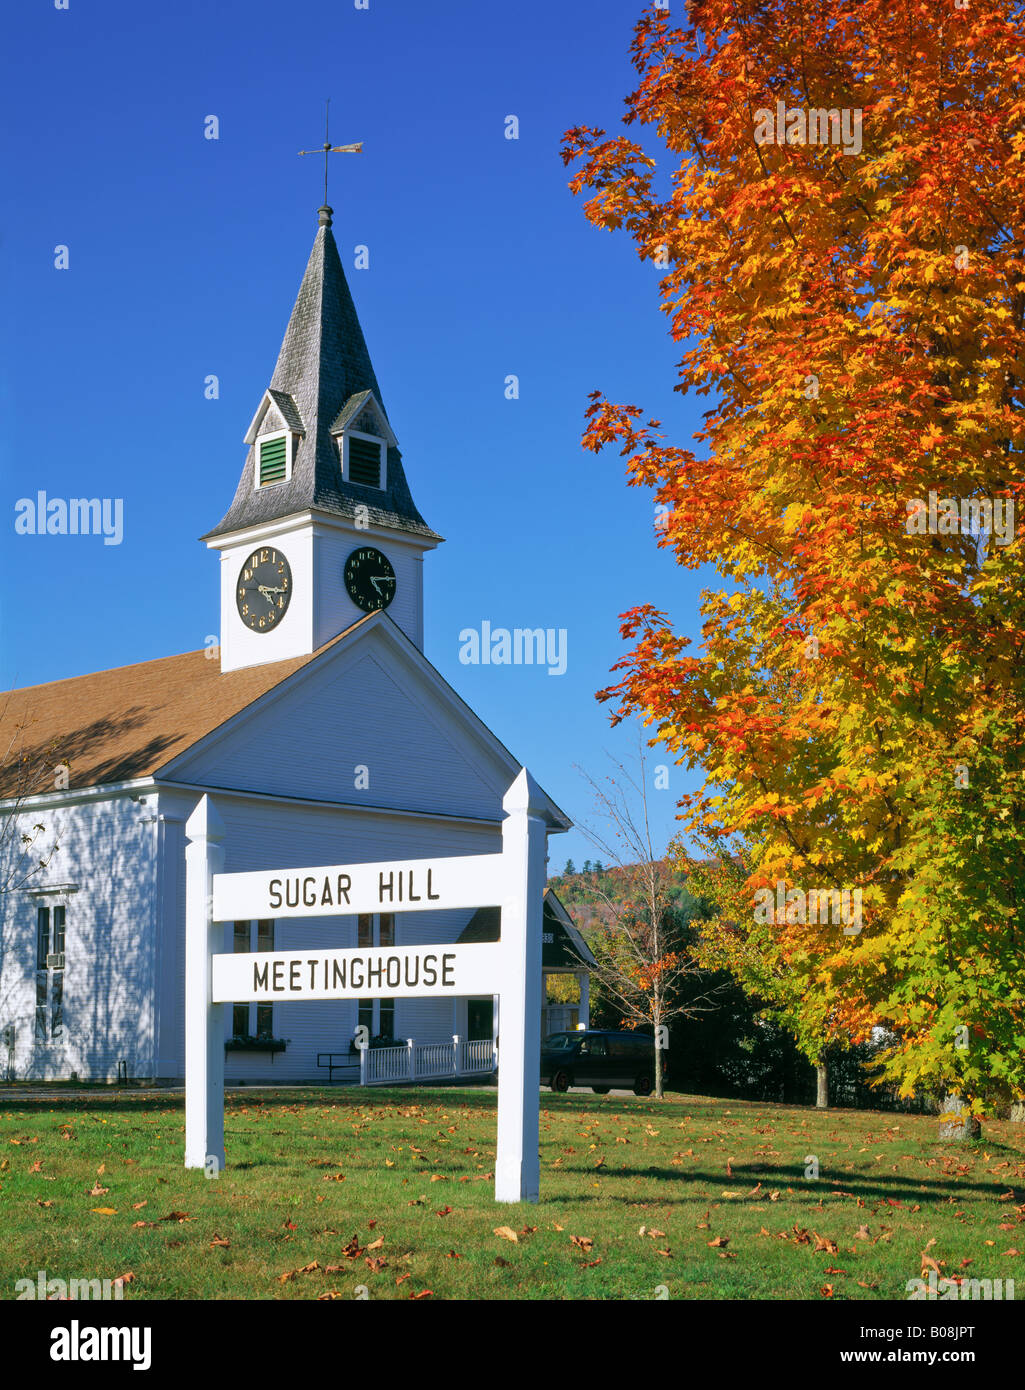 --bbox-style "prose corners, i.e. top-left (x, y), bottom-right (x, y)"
top-left (369, 575), bottom-right (395, 596)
